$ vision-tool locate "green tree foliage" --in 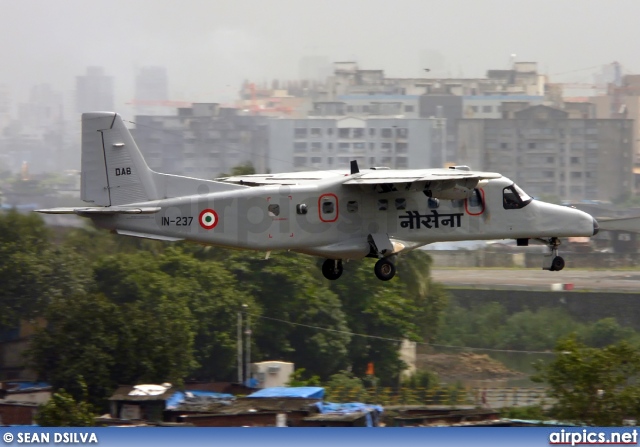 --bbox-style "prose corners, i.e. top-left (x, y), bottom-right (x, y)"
top-left (219, 162), bottom-right (256, 178)
top-left (328, 258), bottom-right (421, 385)
top-left (324, 371), bottom-right (368, 401)
top-left (27, 293), bottom-right (124, 408)
top-left (401, 369), bottom-right (439, 390)
top-left (19, 209), bottom-right (451, 408)
top-left (35, 383), bottom-right (95, 427)
top-left (0, 210), bottom-right (93, 329)
top-left (577, 317), bottom-right (638, 348)
top-left (62, 225), bottom-right (165, 263)
top-left (437, 301), bottom-right (509, 348)
top-left (438, 302), bottom-right (640, 353)
top-left (396, 251), bottom-right (449, 342)
top-left (154, 249), bottom-right (253, 381)
top-left (533, 336), bottom-right (640, 426)
top-left (230, 252), bottom-right (351, 379)
top-left (498, 308), bottom-right (581, 351)
top-left (286, 368), bottom-right (321, 387)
